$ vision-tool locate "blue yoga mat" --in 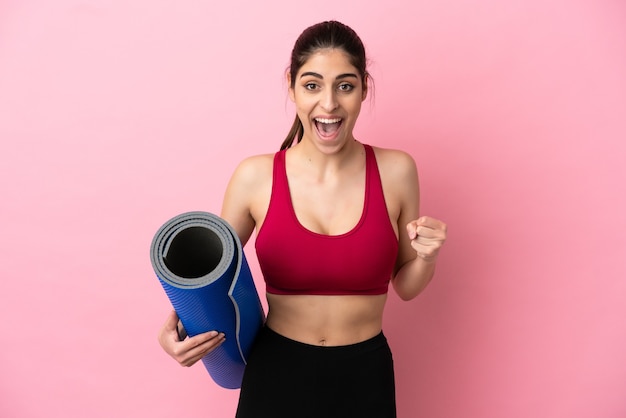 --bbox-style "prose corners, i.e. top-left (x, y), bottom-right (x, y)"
top-left (150, 211), bottom-right (265, 389)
